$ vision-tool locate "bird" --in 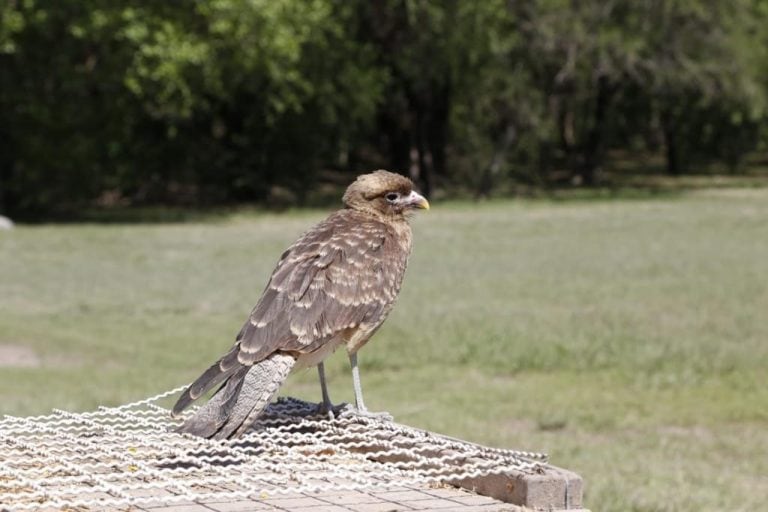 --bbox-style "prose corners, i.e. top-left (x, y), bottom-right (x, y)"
top-left (171, 170), bottom-right (429, 439)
